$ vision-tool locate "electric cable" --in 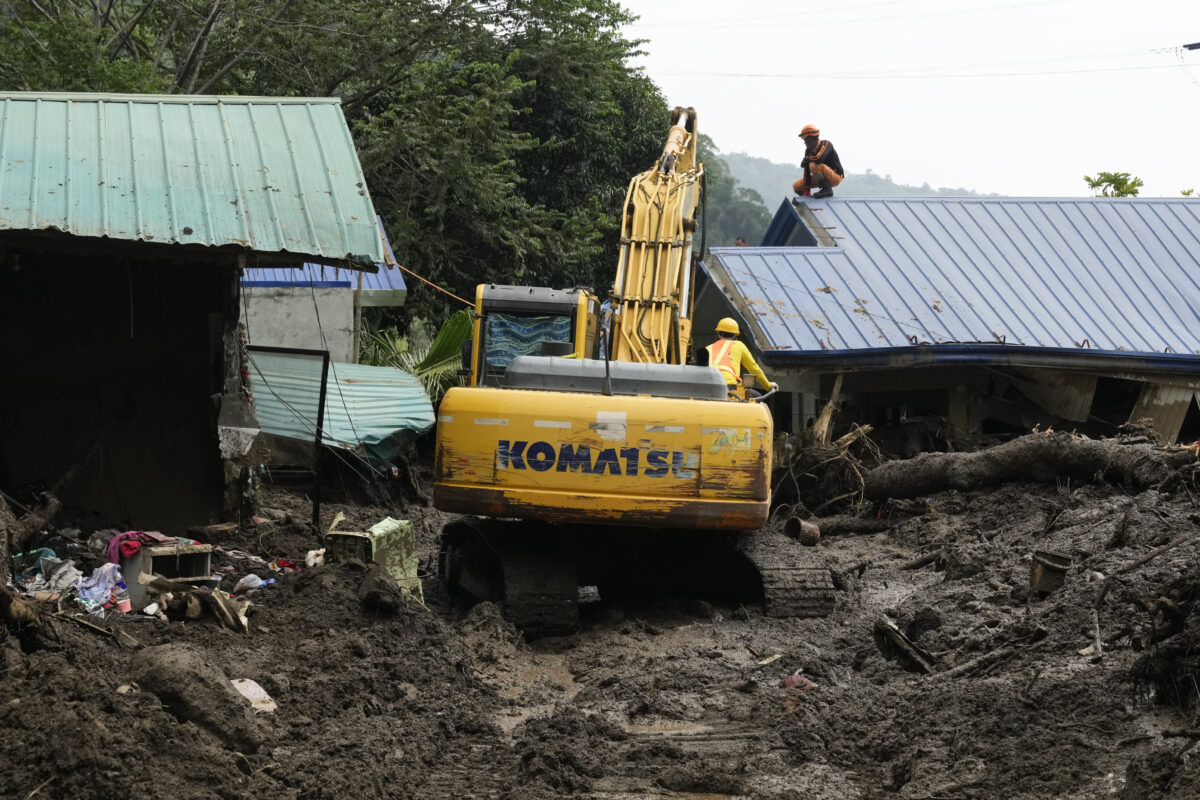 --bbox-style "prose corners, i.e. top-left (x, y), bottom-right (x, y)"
top-left (630, 0), bottom-right (1085, 30)
top-left (245, 351), bottom-right (387, 486)
top-left (653, 61), bottom-right (1188, 80)
top-left (307, 280), bottom-right (391, 499)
